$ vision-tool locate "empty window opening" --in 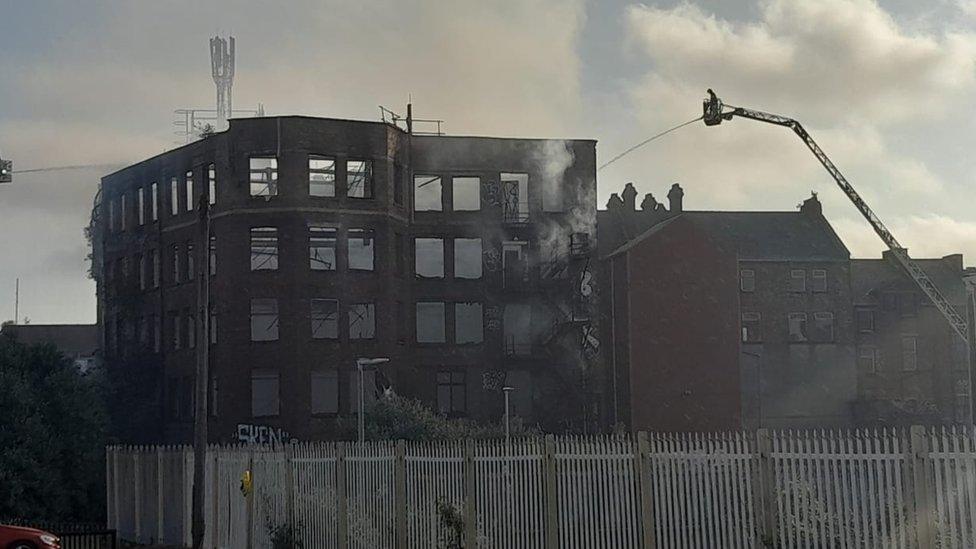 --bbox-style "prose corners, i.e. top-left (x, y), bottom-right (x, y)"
top-left (789, 270), bottom-right (806, 292)
top-left (740, 269), bottom-right (756, 293)
top-left (455, 302), bottom-right (484, 344)
top-left (250, 298), bottom-right (279, 341)
top-left (414, 175), bottom-right (442, 211)
top-left (540, 235), bottom-right (569, 280)
top-left (209, 236), bottom-right (216, 276)
top-left (813, 312), bottom-right (834, 342)
top-left (454, 238), bottom-right (482, 279)
top-left (501, 173), bottom-right (529, 222)
top-left (311, 299), bottom-right (339, 339)
top-left (249, 156), bottom-right (278, 196)
top-left (503, 241), bottom-right (530, 288)
top-left (309, 156), bottom-right (336, 197)
top-left (309, 226), bottom-right (337, 271)
top-left (348, 229), bottom-right (374, 271)
top-left (209, 376), bottom-right (219, 417)
top-left (437, 372), bottom-right (466, 415)
top-left (857, 309), bottom-right (875, 332)
top-left (311, 371), bottom-right (339, 415)
top-left (120, 193), bottom-right (127, 231)
top-left (811, 269), bottom-right (827, 293)
top-left (416, 302), bottom-right (446, 343)
top-left (138, 254), bottom-right (146, 290)
top-left (250, 227), bottom-right (279, 271)
top-left (208, 165), bottom-right (216, 205)
top-left (858, 346), bottom-right (878, 374)
top-left (137, 188), bottom-right (145, 225)
top-left (152, 249), bottom-right (160, 288)
top-left (151, 182), bottom-right (159, 221)
top-left (172, 244), bottom-right (181, 284)
top-left (415, 238), bottom-right (444, 279)
top-left (170, 177), bottom-right (179, 215)
top-left (741, 312), bottom-right (762, 342)
top-left (788, 312), bottom-right (808, 342)
top-left (251, 371), bottom-right (280, 417)
top-left (185, 171), bottom-right (194, 211)
top-left (902, 335), bottom-right (918, 371)
top-left (452, 177), bottom-right (481, 211)
top-left (186, 242), bottom-right (195, 280)
top-left (346, 159), bottom-right (373, 198)
top-left (504, 304), bottom-right (533, 355)
top-left (349, 303), bottom-right (375, 339)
